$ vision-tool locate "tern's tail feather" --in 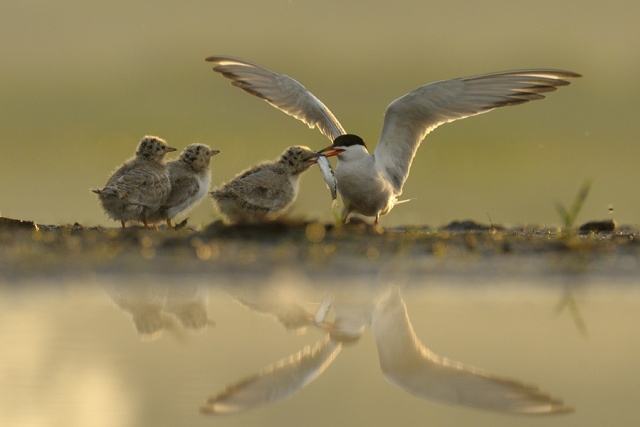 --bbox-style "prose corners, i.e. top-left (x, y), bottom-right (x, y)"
top-left (395, 198), bottom-right (414, 205)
